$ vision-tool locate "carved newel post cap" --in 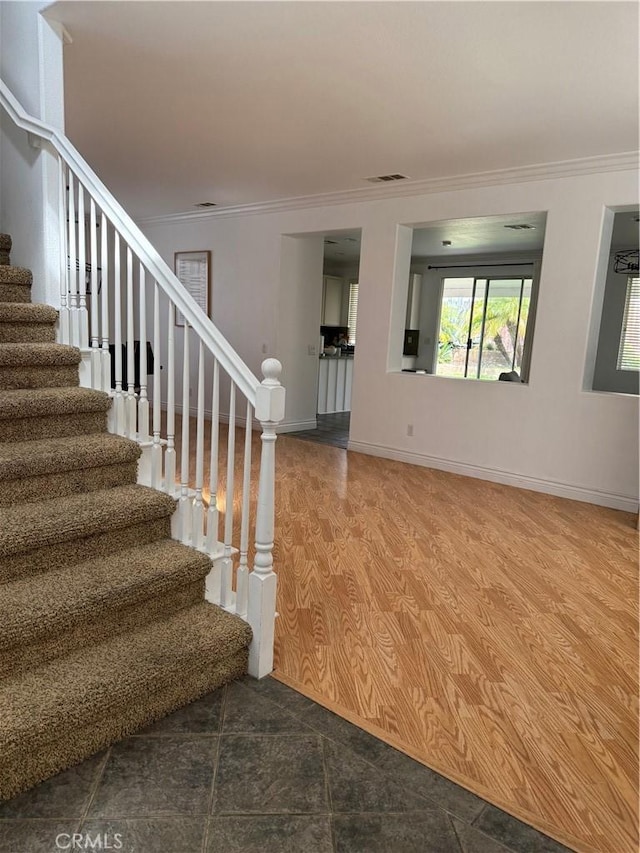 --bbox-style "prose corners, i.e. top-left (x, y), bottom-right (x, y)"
top-left (261, 358), bottom-right (282, 385)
